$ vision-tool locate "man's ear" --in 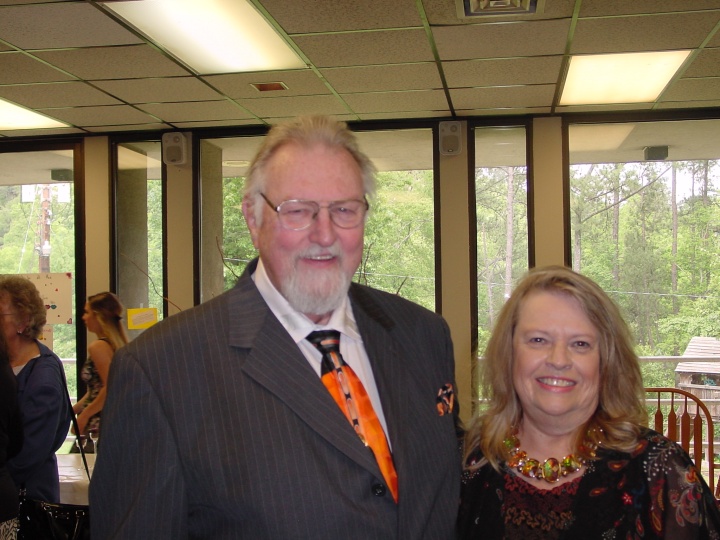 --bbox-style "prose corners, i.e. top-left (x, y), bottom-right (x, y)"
top-left (242, 196), bottom-right (260, 248)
